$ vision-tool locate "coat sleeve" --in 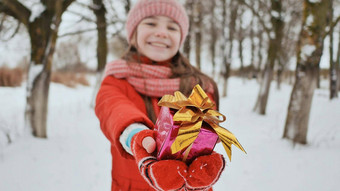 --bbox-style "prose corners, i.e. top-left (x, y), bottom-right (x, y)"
top-left (95, 75), bottom-right (154, 158)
